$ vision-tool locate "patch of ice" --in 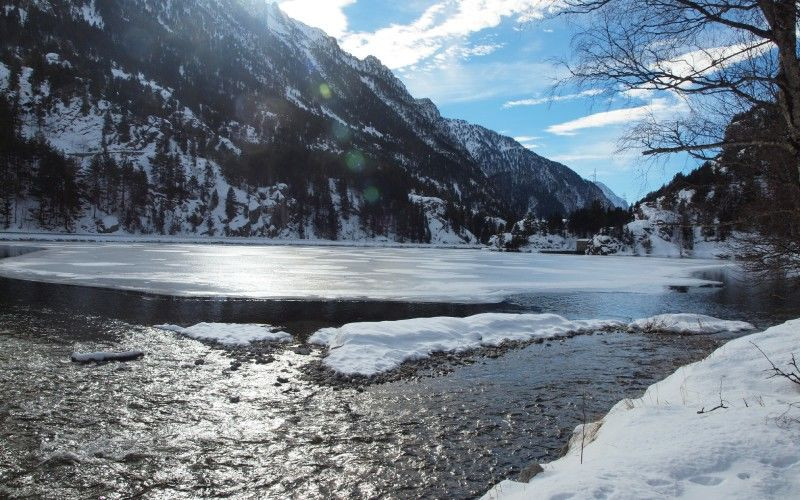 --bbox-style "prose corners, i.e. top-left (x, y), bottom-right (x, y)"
top-left (482, 319), bottom-right (800, 499)
top-left (629, 313), bottom-right (754, 334)
top-left (309, 314), bottom-right (624, 376)
top-left (157, 323), bottom-right (291, 345)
